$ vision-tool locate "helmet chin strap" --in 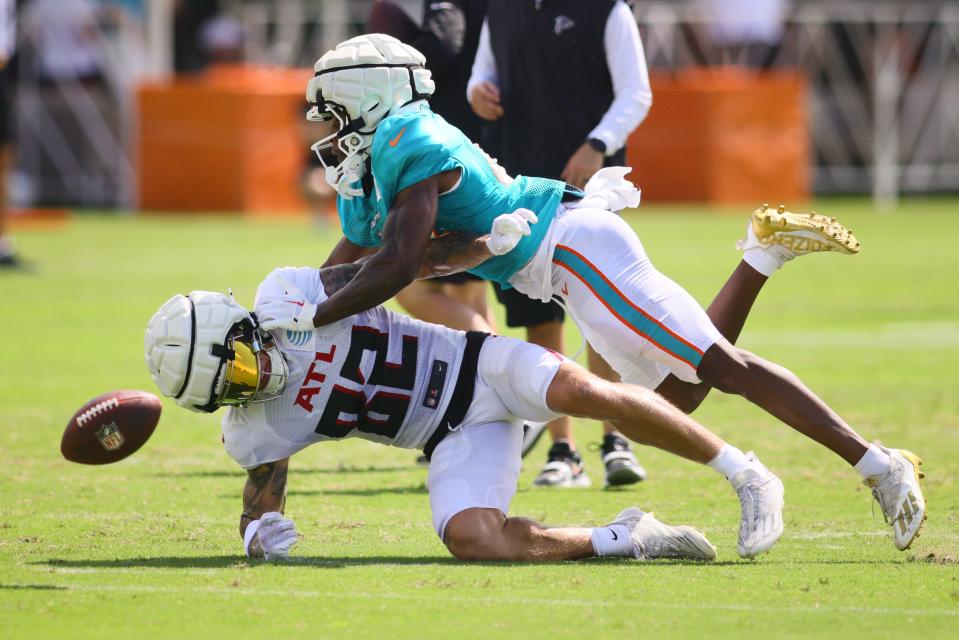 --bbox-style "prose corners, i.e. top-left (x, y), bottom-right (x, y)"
top-left (328, 101), bottom-right (428, 198)
top-left (326, 153), bottom-right (367, 199)
top-left (312, 127), bottom-right (371, 199)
